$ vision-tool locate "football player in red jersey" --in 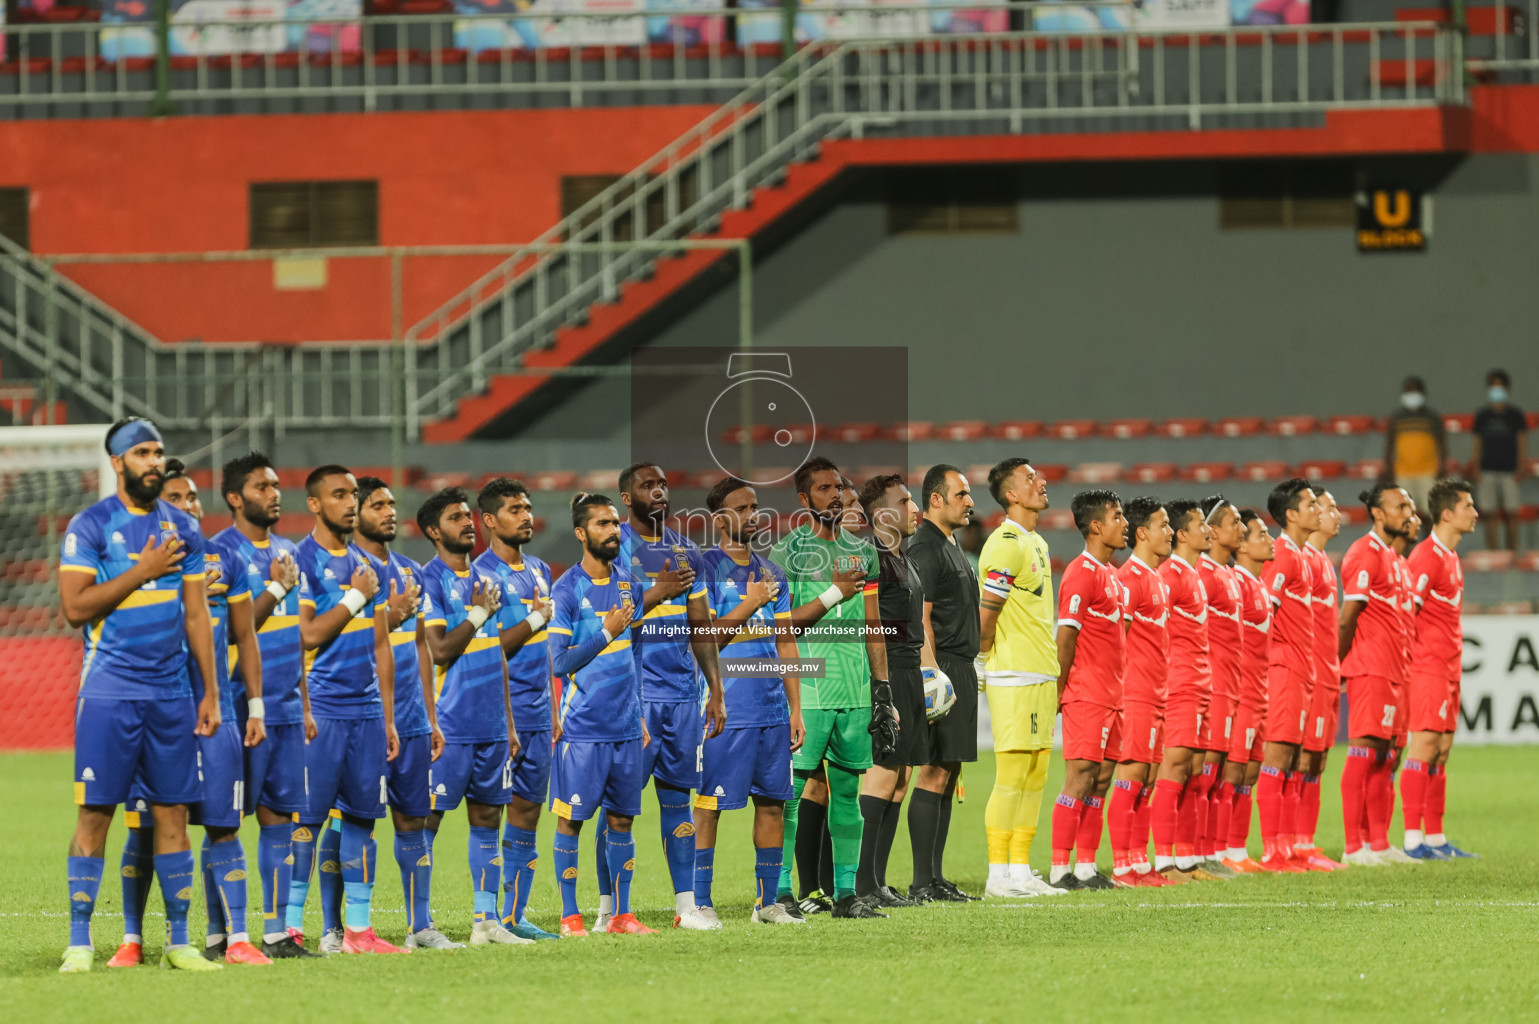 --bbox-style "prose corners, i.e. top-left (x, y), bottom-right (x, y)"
top-left (1049, 490), bottom-right (1128, 891)
top-left (1194, 496), bottom-right (1245, 878)
top-left (1109, 498), bottom-right (1174, 887)
top-left (1402, 478), bottom-right (1479, 859)
top-left (1294, 490), bottom-right (1343, 871)
top-left (1221, 510), bottom-right (1274, 873)
top-left (1256, 479), bottom-right (1321, 872)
